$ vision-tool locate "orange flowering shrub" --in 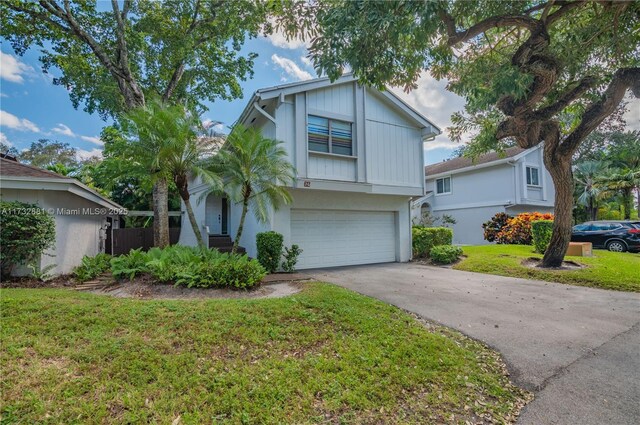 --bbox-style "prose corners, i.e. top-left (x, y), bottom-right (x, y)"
top-left (495, 212), bottom-right (554, 245)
